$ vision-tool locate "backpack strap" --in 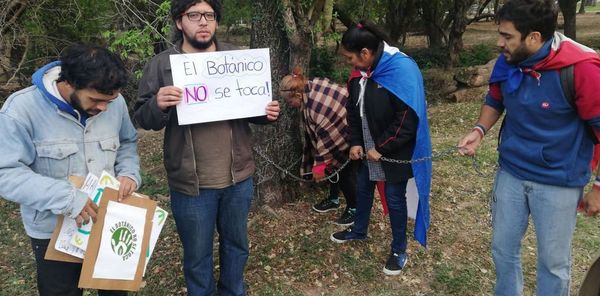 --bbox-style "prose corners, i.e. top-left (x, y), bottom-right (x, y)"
top-left (560, 65), bottom-right (576, 108)
top-left (560, 64), bottom-right (599, 144)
